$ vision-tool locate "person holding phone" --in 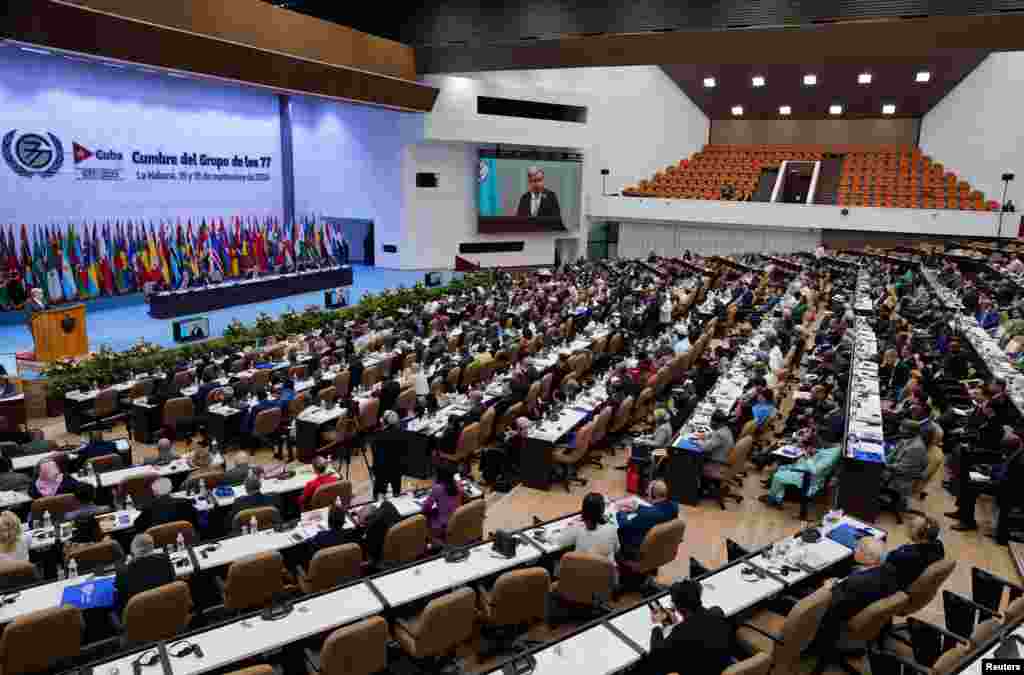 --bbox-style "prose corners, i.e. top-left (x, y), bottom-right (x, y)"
top-left (646, 580), bottom-right (732, 675)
